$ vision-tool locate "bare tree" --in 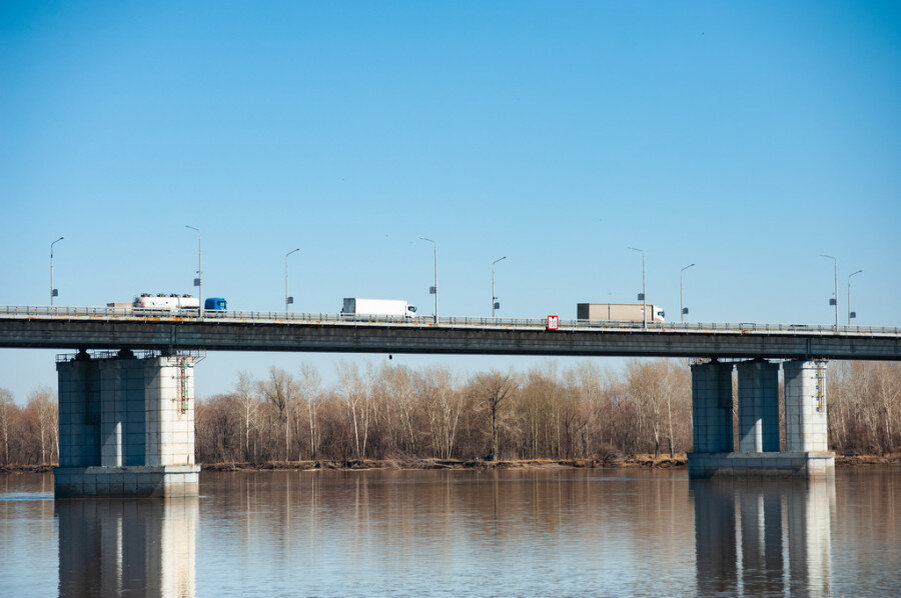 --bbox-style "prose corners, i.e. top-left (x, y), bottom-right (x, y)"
top-left (25, 387), bottom-right (57, 466)
top-left (381, 365), bottom-right (420, 455)
top-left (298, 362), bottom-right (322, 460)
top-left (470, 371), bottom-right (517, 459)
top-left (0, 387), bottom-right (14, 465)
top-left (420, 366), bottom-right (461, 459)
top-left (336, 361), bottom-right (372, 459)
top-left (625, 360), bottom-right (672, 458)
top-left (234, 372), bottom-right (260, 461)
top-left (257, 367), bottom-right (298, 460)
